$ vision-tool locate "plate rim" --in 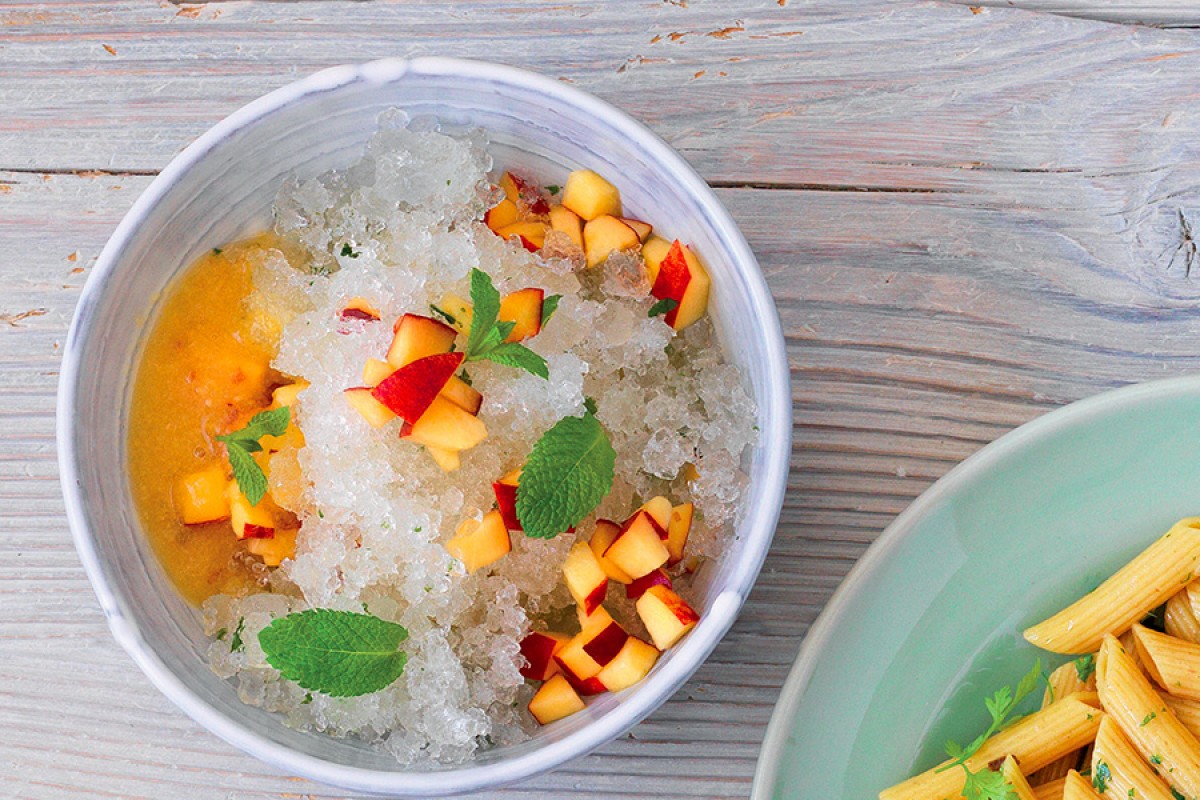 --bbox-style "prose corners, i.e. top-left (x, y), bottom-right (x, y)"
top-left (751, 373), bottom-right (1200, 800)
